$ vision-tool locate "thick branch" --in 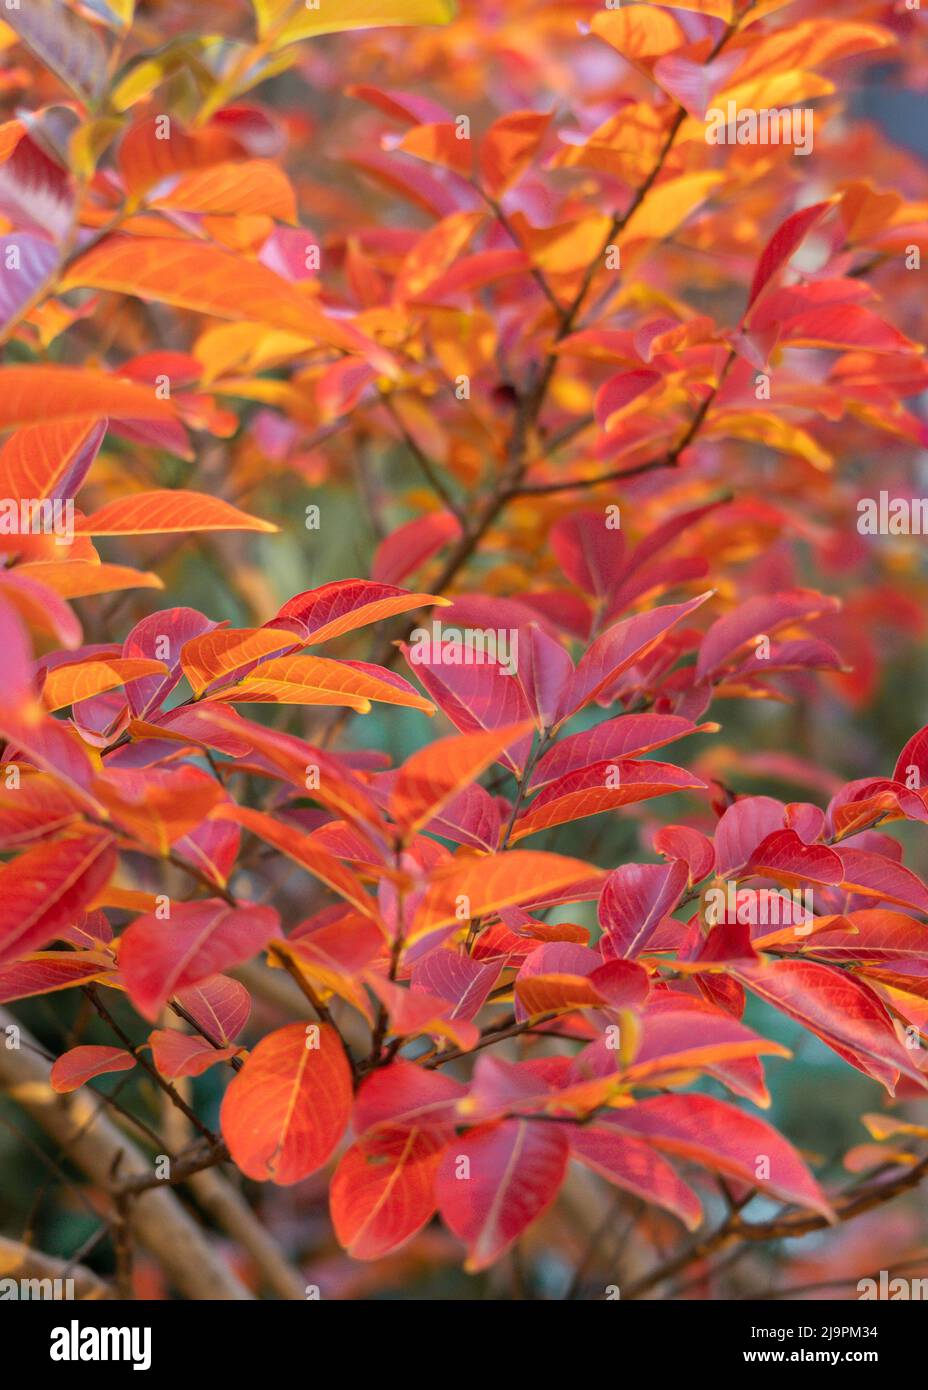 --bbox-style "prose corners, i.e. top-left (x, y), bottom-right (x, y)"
top-left (0, 1007), bottom-right (252, 1301)
top-left (0, 1234), bottom-right (113, 1301)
